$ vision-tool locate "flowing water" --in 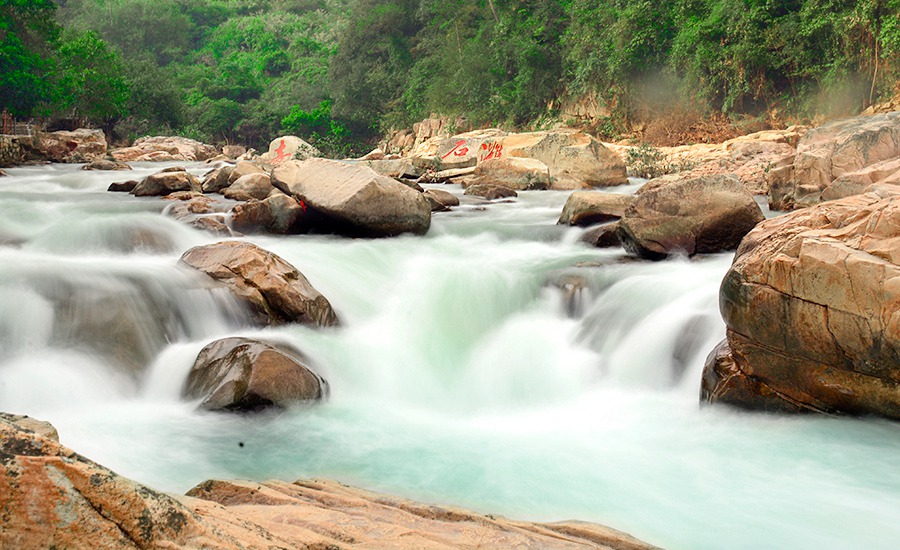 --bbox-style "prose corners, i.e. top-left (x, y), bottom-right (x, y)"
top-left (1, 163), bottom-right (898, 549)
